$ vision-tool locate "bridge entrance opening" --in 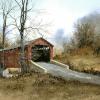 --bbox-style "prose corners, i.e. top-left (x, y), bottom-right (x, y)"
top-left (32, 45), bottom-right (50, 62)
